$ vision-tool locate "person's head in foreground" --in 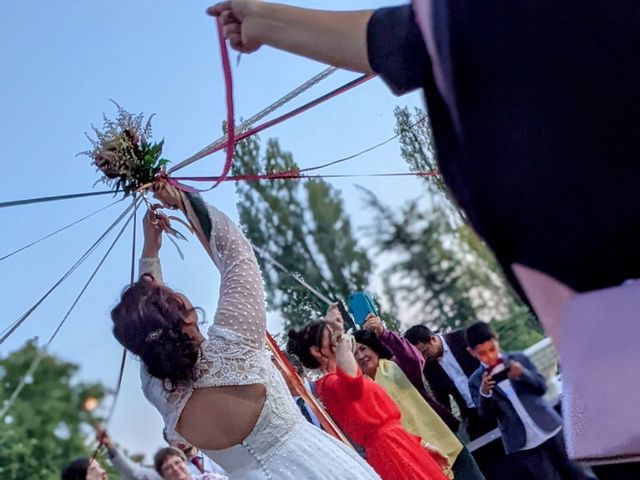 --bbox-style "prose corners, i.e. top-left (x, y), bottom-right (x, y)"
top-left (465, 322), bottom-right (500, 367)
top-left (154, 446), bottom-right (192, 480)
top-left (61, 458), bottom-right (108, 480)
